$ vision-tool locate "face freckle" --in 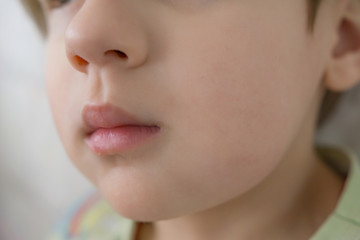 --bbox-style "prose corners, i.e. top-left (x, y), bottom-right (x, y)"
top-left (45, 0), bottom-right (327, 221)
